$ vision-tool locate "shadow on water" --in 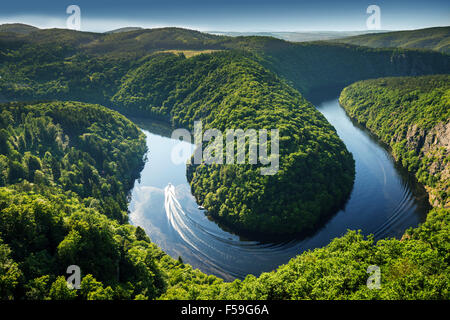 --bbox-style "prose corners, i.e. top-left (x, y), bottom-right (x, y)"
top-left (128, 116), bottom-right (175, 138)
top-left (128, 96), bottom-right (430, 281)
